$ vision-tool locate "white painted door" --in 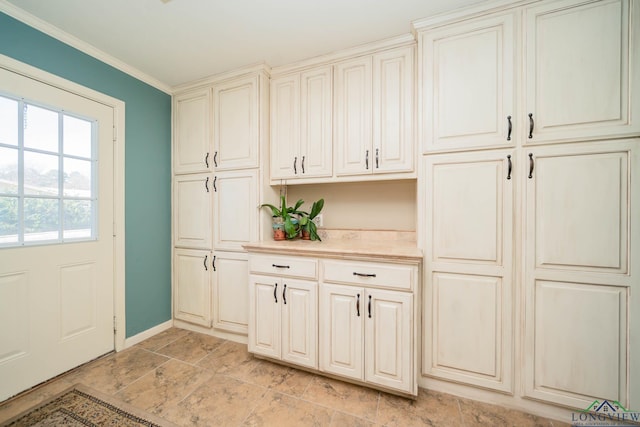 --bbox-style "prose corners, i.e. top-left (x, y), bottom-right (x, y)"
top-left (173, 173), bottom-right (212, 249)
top-left (173, 248), bottom-right (212, 327)
top-left (319, 283), bottom-right (363, 380)
top-left (212, 251), bottom-right (249, 334)
top-left (300, 66), bottom-right (333, 178)
top-left (281, 278), bottom-right (317, 369)
top-left (373, 46), bottom-right (415, 173)
top-left (365, 289), bottom-right (412, 393)
top-left (422, 150), bottom-right (514, 392)
top-left (270, 74), bottom-right (300, 180)
top-left (0, 67), bottom-right (115, 401)
top-left (420, 12), bottom-right (516, 152)
top-left (173, 88), bottom-right (211, 174)
top-left (248, 275), bottom-right (281, 359)
top-left (213, 75), bottom-right (259, 170)
top-left (523, 140), bottom-right (638, 409)
top-left (524, 0), bottom-right (640, 142)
